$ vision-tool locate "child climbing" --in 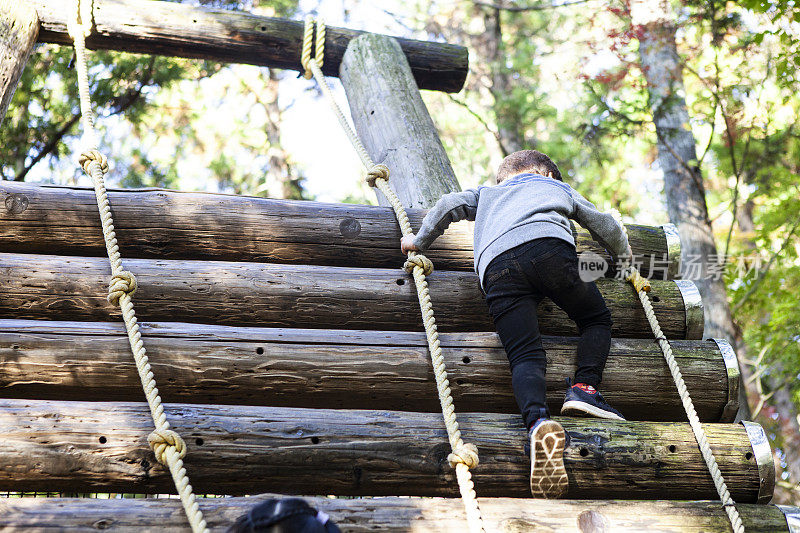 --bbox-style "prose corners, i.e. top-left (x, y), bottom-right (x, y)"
top-left (401, 150), bottom-right (633, 498)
